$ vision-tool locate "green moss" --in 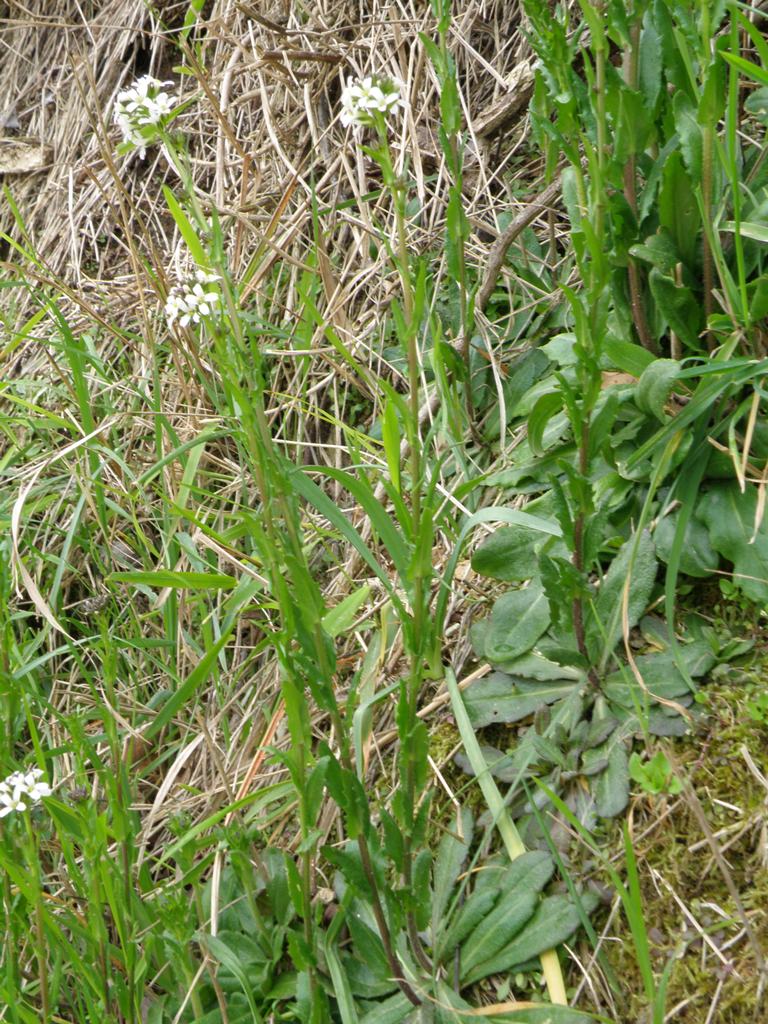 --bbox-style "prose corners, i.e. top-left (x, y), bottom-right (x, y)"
top-left (592, 679), bottom-right (768, 1022)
